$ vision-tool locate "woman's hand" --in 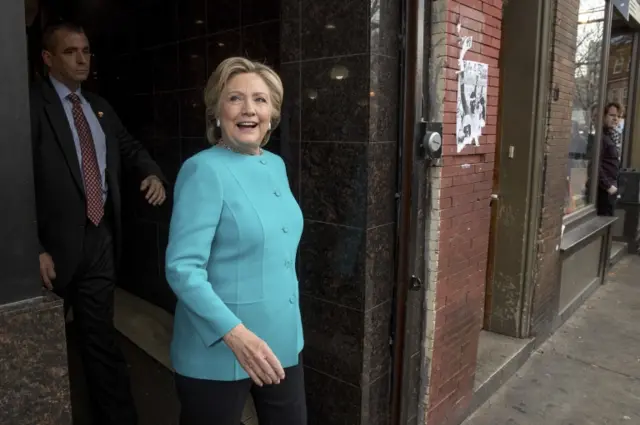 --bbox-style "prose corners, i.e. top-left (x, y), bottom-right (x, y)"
top-left (223, 324), bottom-right (285, 386)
